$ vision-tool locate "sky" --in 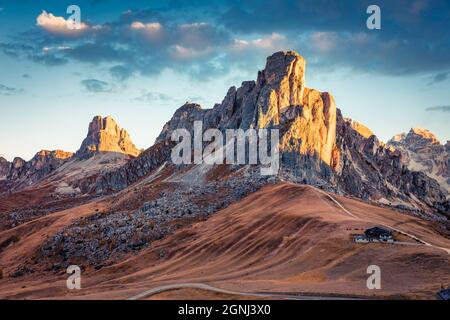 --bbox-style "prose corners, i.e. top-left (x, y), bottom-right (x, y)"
top-left (0, 0), bottom-right (449, 161)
